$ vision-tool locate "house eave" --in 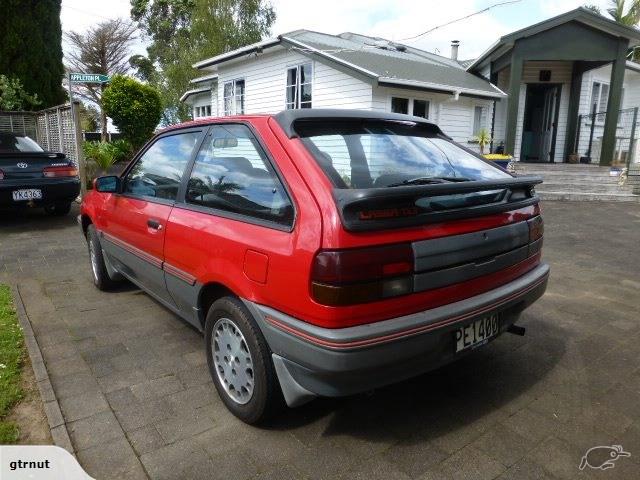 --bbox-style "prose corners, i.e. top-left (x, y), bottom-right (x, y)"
top-left (192, 38), bottom-right (282, 69)
top-left (377, 77), bottom-right (507, 99)
top-left (190, 74), bottom-right (218, 84)
top-left (179, 87), bottom-right (211, 103)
